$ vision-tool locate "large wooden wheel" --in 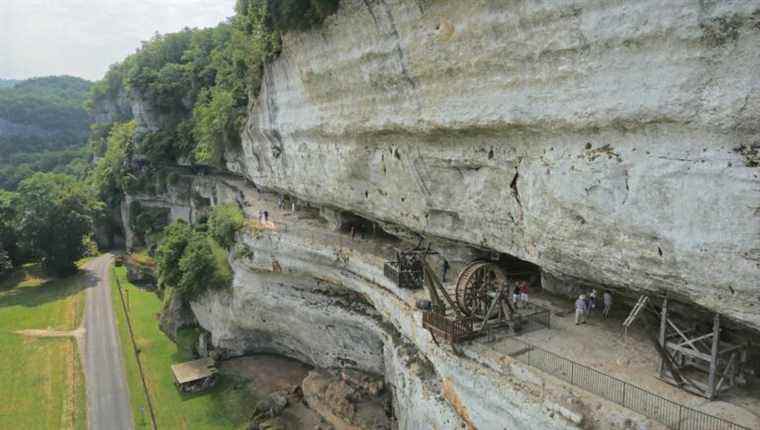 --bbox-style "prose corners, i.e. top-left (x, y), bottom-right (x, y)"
top-left (454, 261), bottom-right (508, 318)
